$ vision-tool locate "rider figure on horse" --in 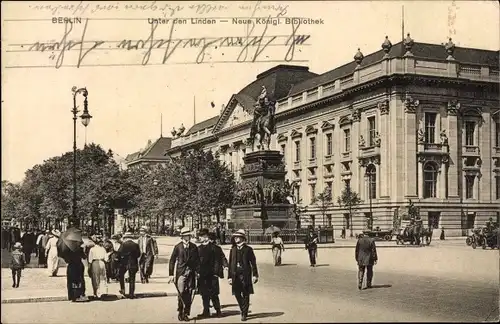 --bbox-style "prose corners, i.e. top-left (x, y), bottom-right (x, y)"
top-left (250, 86), bottom-right (276, 150)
